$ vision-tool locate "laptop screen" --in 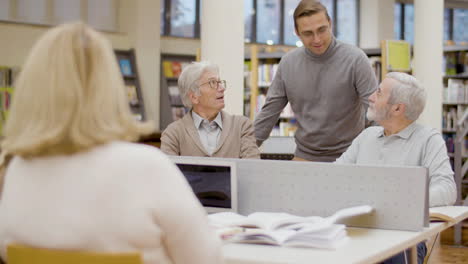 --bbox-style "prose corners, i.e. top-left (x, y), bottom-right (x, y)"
top-left (172, 157), bottom-right (237, 213)
top-left (176, 164), bottom-right (232, 209)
